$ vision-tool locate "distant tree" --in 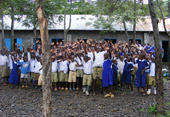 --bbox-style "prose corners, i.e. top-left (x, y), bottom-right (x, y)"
top-left (64, 0), bottom-right (72, 42)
